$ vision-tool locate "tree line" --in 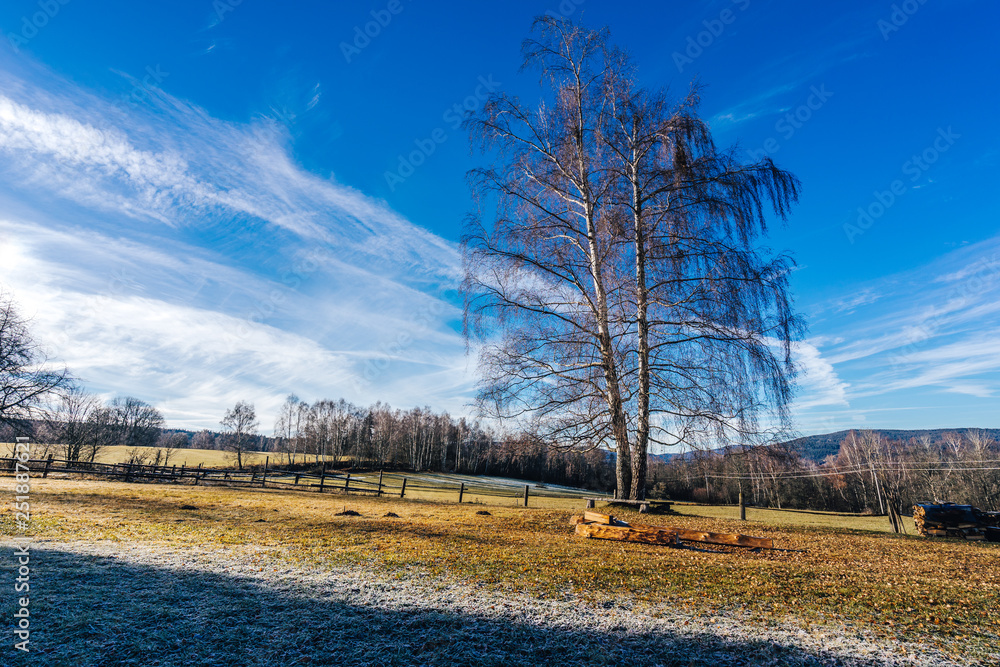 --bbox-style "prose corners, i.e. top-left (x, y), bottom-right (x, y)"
top-left (649, 429), bottom-right (1000, 516)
